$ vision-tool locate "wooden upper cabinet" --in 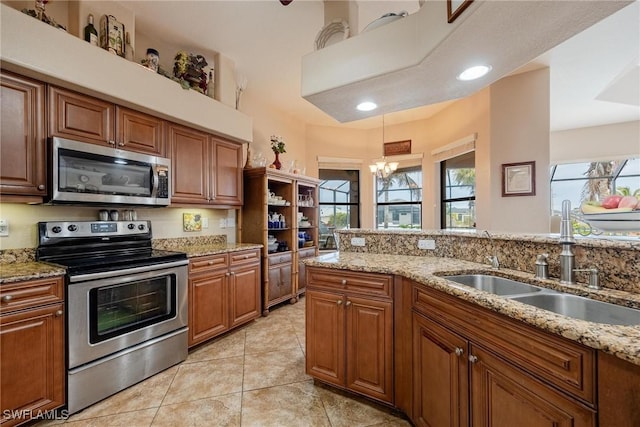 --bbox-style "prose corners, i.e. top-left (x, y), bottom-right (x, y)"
top-left (0, 72), bottom-right (47, 197)
top-left (115, 107), bottom-right (165, 156)
top-left (211, 137), bottom-right (242, 205)
top-left (169, 123), bottom-right (243, 206)
top-left (48, 86), bottom-right (166, 156)
top-left (169, 123), bottom-right (210, 205)
top-left (48, 86), bottom-right (114, 144)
